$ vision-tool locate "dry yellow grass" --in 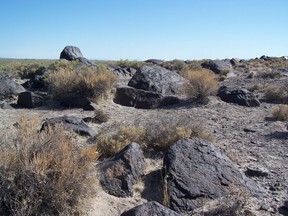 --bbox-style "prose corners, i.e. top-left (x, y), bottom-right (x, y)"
top-left (96, 122), bottom-right (214, 157)
top-left (0, 116), bottom-right (96, 215)
top-left (272, 105), bottom-right (288, 121)
top-left (264, 84), bottom-right (288, 104)
top-left (181, 69), bottom-right (219, 103)
top-left (47, 66), bottom-right (116, 103)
